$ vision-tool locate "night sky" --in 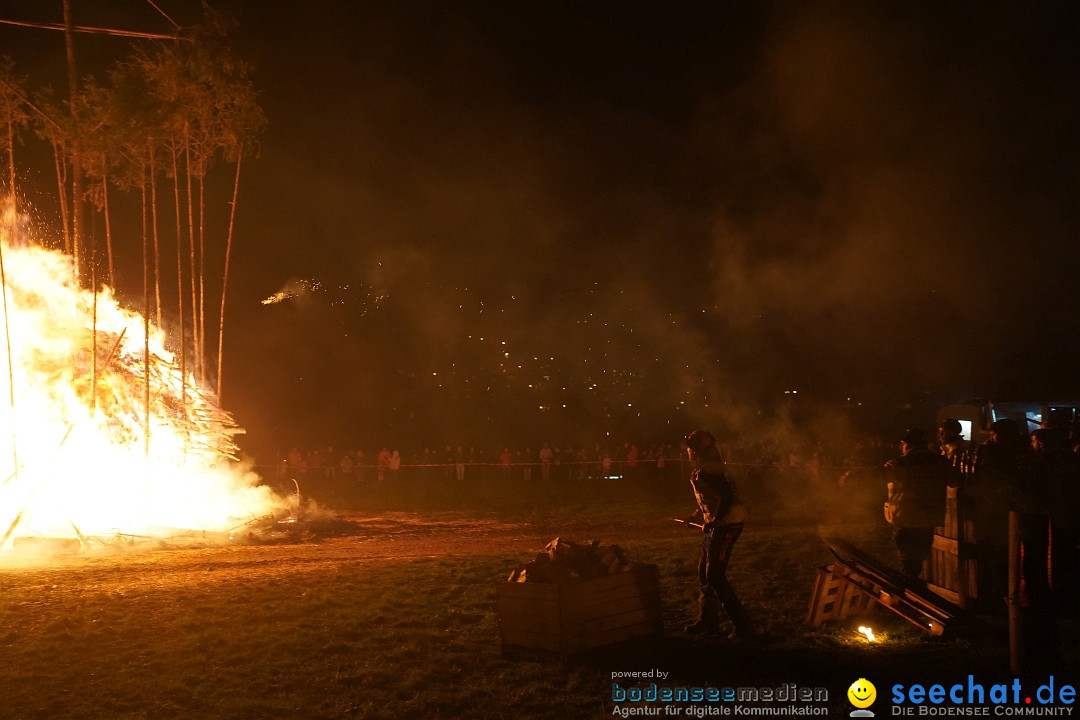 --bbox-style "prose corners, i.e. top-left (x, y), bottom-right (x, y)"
top-left (3, 1), bottom-right (1080, 461)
